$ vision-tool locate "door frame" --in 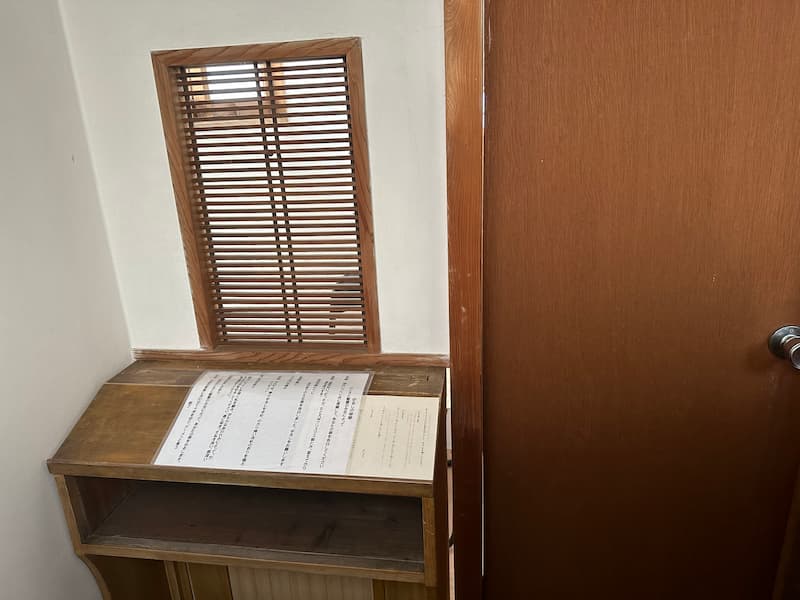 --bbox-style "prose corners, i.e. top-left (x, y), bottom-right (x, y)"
top-left (444, 0), bottom-right (484, 599)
